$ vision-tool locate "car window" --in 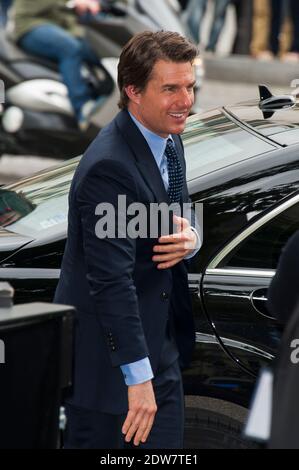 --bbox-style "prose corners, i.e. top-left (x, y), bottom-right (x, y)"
top-left (221, 200), bottom-right (299, 270)
top-left (0, 157), bottom-right (80, 239)
top-left (183, 110), bottom-right (275, 181)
